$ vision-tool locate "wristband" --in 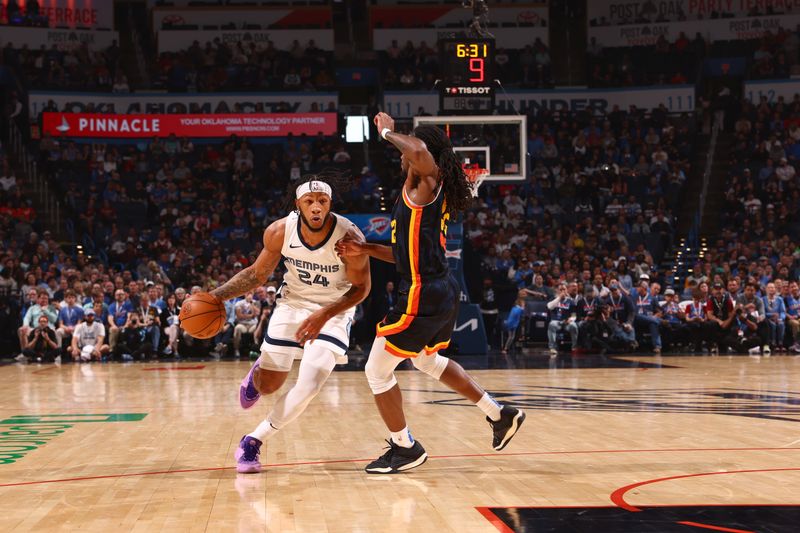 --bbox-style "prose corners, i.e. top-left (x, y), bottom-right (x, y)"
top-left (380, 127), bottom-right (392, 140)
